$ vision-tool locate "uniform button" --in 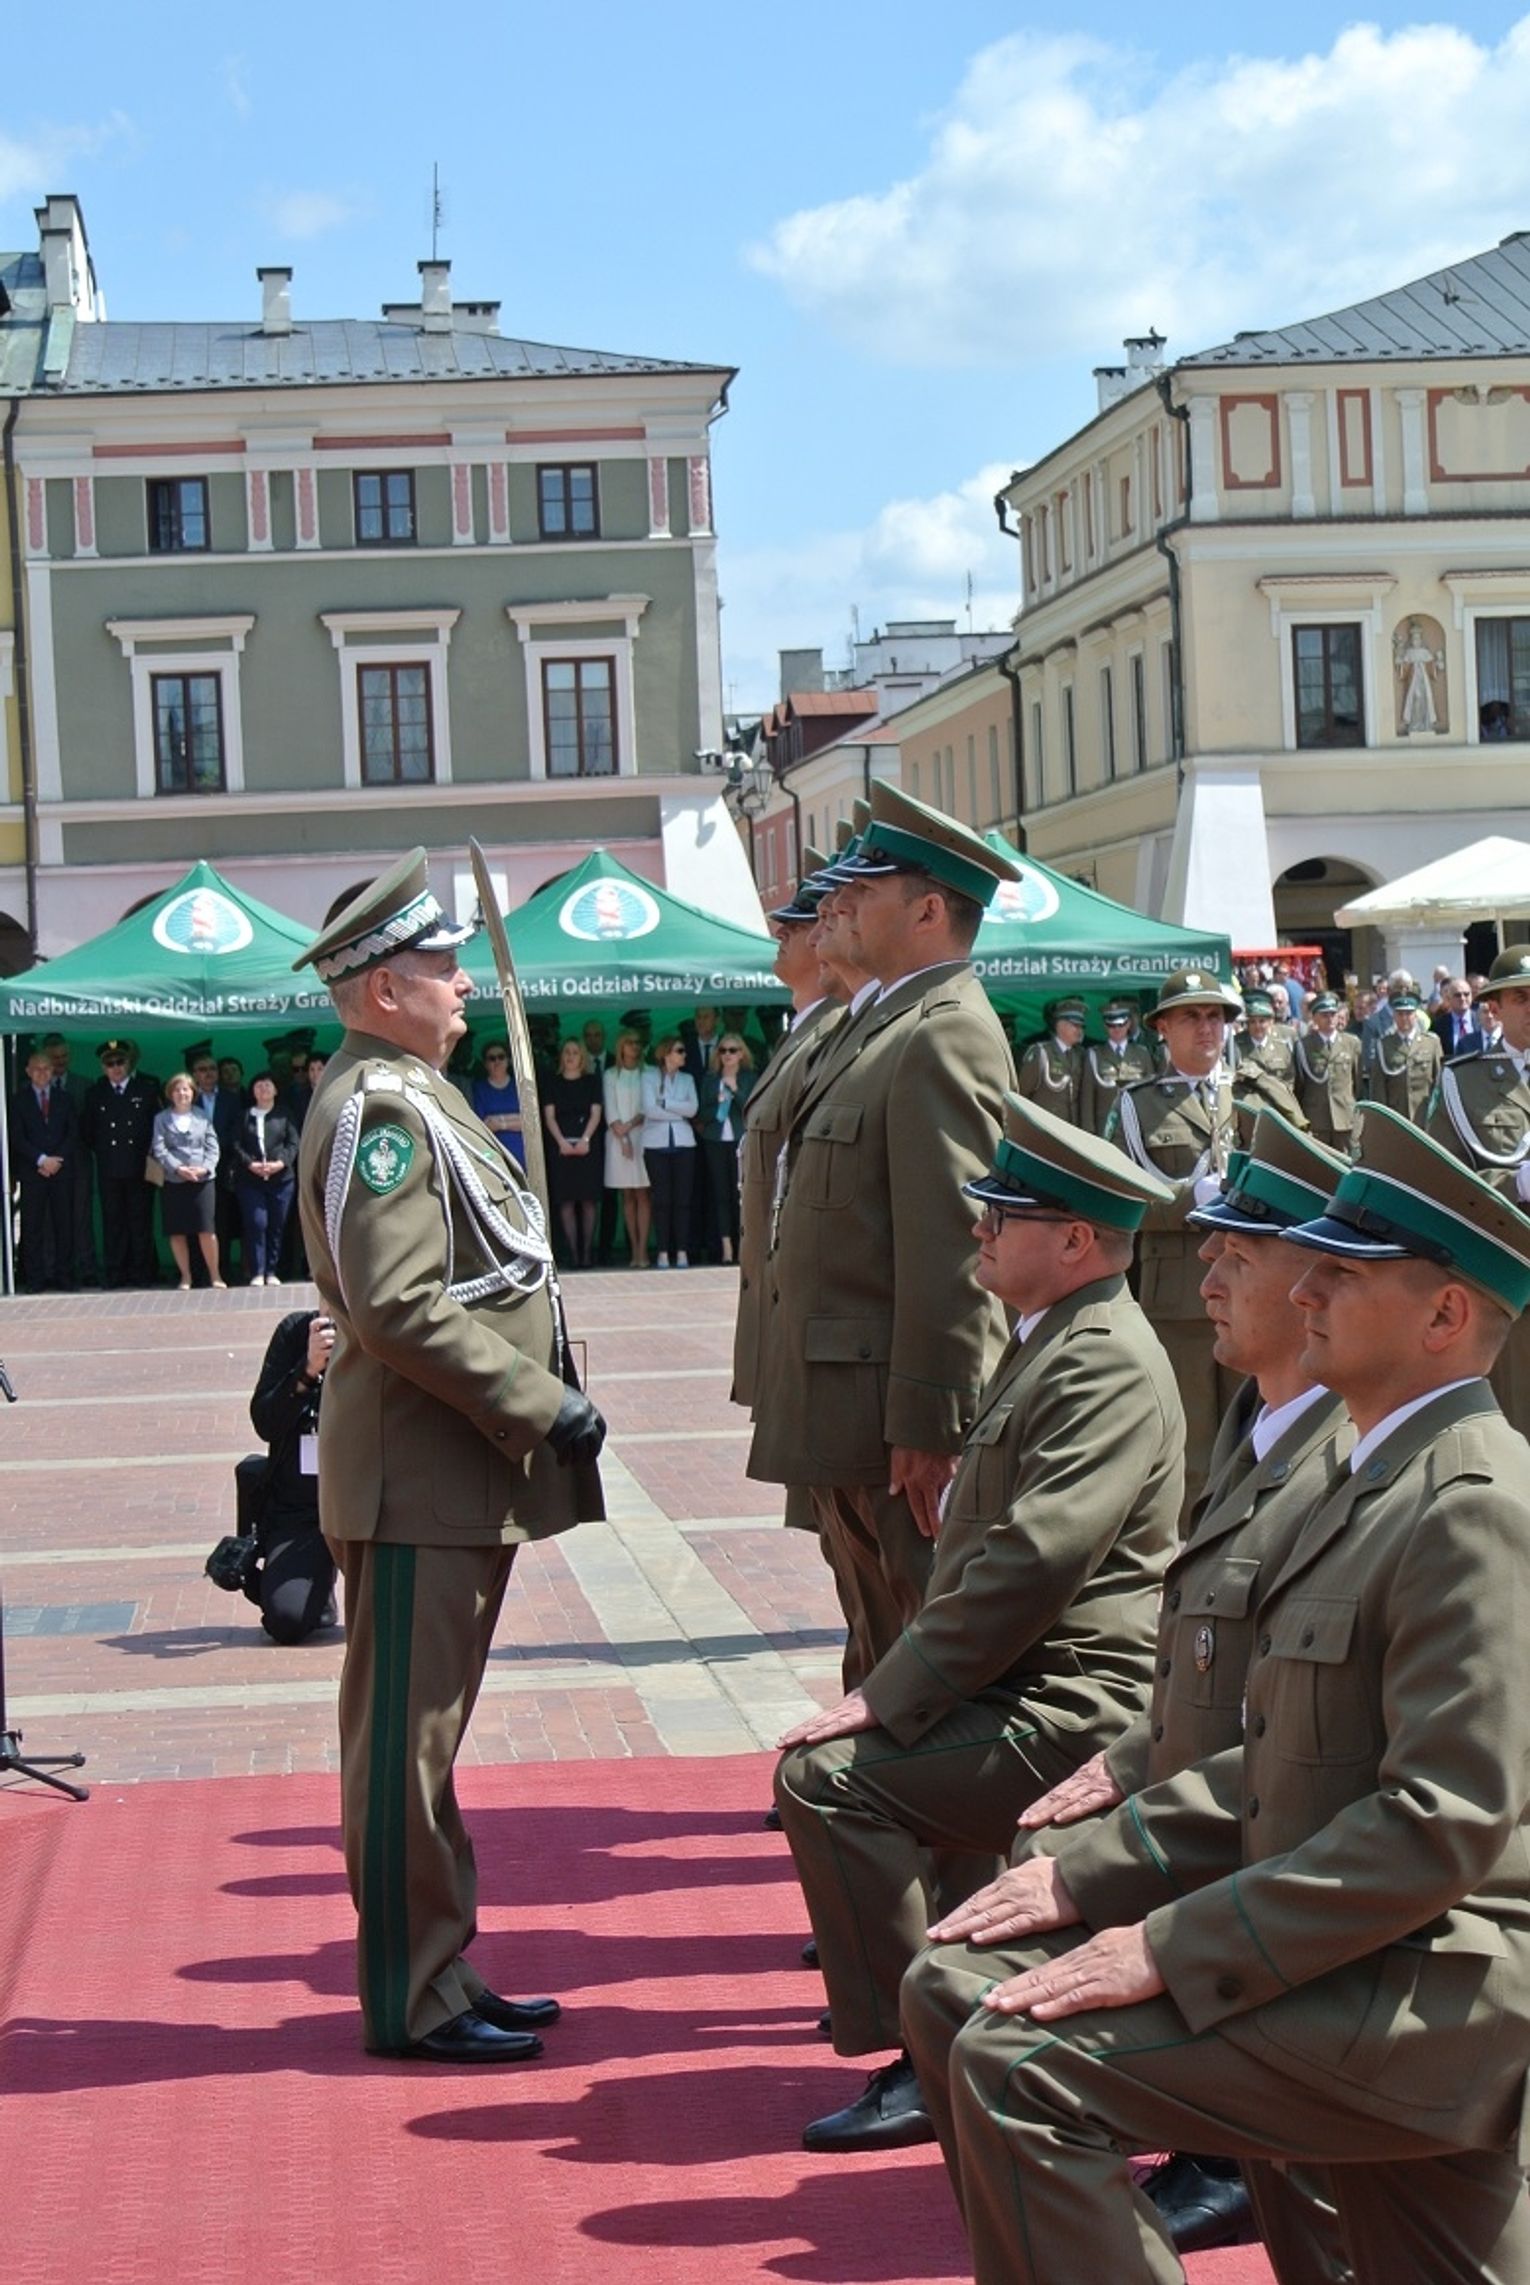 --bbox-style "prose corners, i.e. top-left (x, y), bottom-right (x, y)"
top-left (1158, 1657), bottom-right (1172, 1677)
top-left (1152, 1724), bottom-right (1164, 1743)
top-left (1204, 1589), bottom-right (1216, 1605)
top-left (857, 1345), bottom-right (871, 1360)
top-left (1253, 1715), bottom-right (1266, 1737)
top-left (1247, 1797), bottom-right (1259, 1818)
top-left (1216, 1974), bottom-right (1242, 2001)
top-left (1167, 1588), bottom-right (1181, 1611)
top-left (1258, 1633), bottom-right (1272, 1655)
top-left (1300, 1627), bottom-right (1315, 1648)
